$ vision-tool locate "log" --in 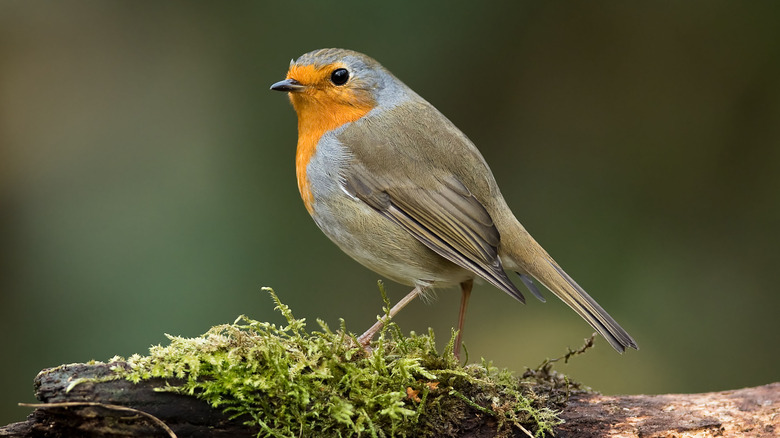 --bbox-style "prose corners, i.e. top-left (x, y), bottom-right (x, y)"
top-left (557, 382), bottom-right (779, 438)
top-left (5, 363), bottom-right (257, 438)
top-left (0, 363), bottom-right (777, 437)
